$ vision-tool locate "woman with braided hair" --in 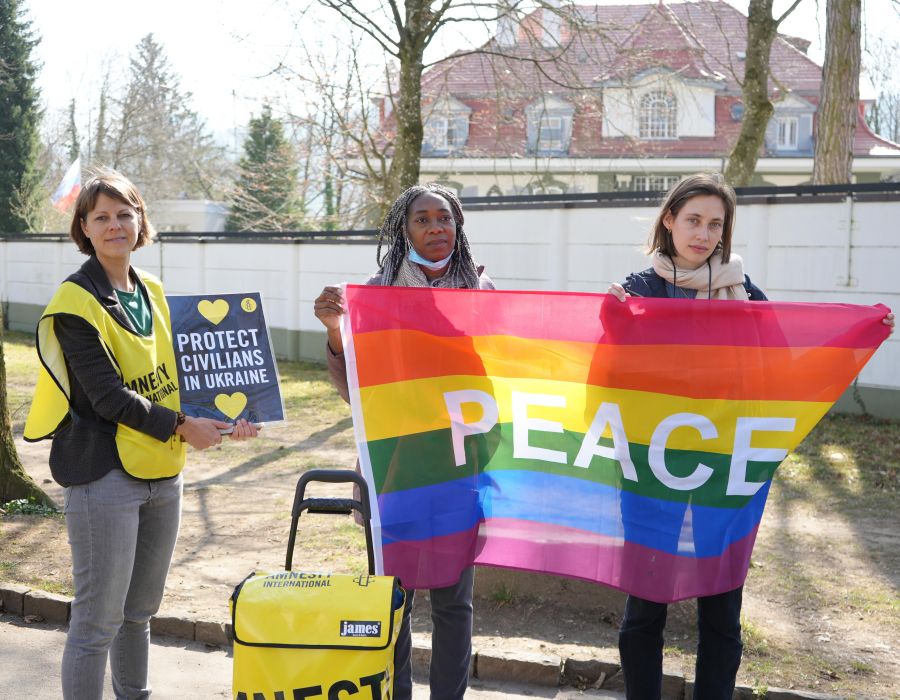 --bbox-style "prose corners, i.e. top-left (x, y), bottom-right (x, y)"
top-left (314, 183), bottom-right (494, 700)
